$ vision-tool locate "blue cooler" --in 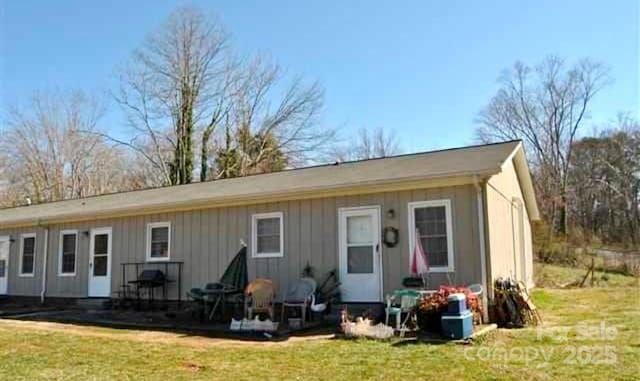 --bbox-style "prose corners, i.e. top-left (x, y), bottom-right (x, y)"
top-left (441, 293), bottom-right (473, 339)
top-left (447, 293), bottom-right (468, 314)
top-left (441, 310), bottom-right (473, 339)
